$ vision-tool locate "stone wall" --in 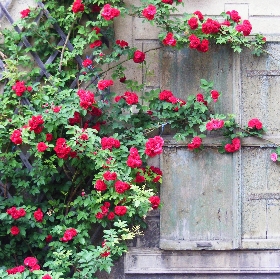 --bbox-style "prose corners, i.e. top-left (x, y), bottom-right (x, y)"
top-left (1, 1), bottom-right (280, 278)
